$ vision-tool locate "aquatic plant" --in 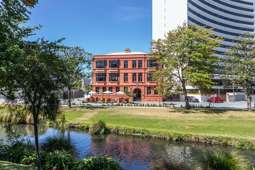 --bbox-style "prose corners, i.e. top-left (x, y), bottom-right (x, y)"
top-left (89, 120), bottom-right (110, 135)
top-left (75, 156), bottom-right (122, 170)
top-left (0, 105), bottom-right (33, 124)
top-left (201, 151), bottom-right (250, 170)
